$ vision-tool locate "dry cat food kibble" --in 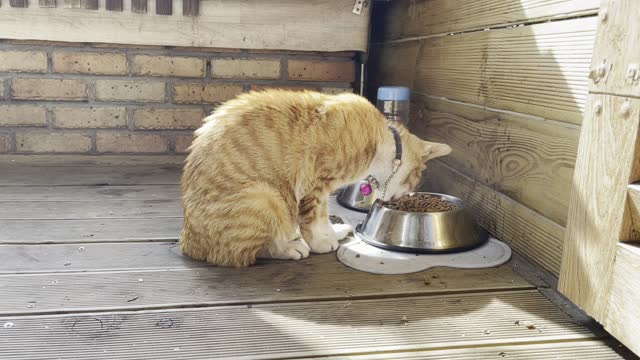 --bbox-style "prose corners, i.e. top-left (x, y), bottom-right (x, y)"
top-left (383, 194), bottom-right (459, 212)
